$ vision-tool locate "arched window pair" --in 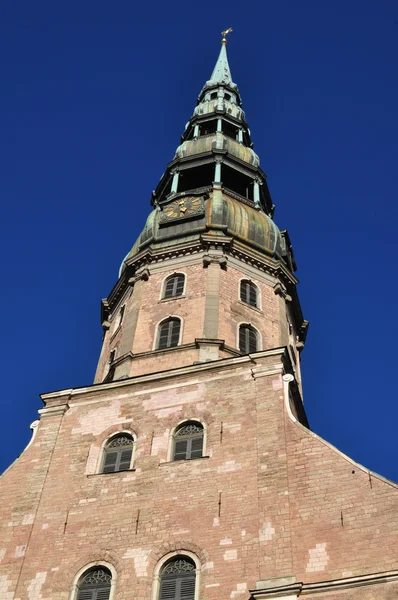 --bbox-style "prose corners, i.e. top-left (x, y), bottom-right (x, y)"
top-left (100, 423), bottom-right (203, 473)
top-left (156, 274), bottom-right (185, 350)
top-left (75, 557), bottom-right (196, 600)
